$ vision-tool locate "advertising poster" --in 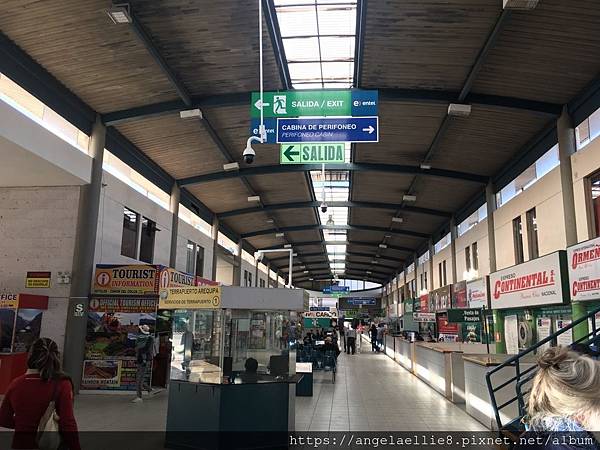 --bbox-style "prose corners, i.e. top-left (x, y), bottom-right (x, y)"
top-left (419, 294), bottom-right (429, 313)
top-left (13, 308), bottom-right (43, 353)
top-left (556, 319), bottom-right (573, 347)
top-left (567, 237), bottom-right (600, 302)
top-left (82, 297), bottom-right (157, 391)
top-left (0, 294), bottom-right (18, 352)
top-left (505, 315), bottom-right (519, 354)
top-left (158, 286), bottom-right (221, 310)
top-left (462, 322), bottom-right (482, 343)
top-left (94, 264), bottom-right (160, 295)
top-left (467, 278), bottom-right (489, 309)
top-left (437, 313), bottom-right (459, 342)
top-left (452, 281), bottom-right (468, 309)
top-left (536, 317), bottom-right (552, 352)
top-left (490, 252), bottom-right (567, 310)
top-left (432, 286), bottom-right (451, 311)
